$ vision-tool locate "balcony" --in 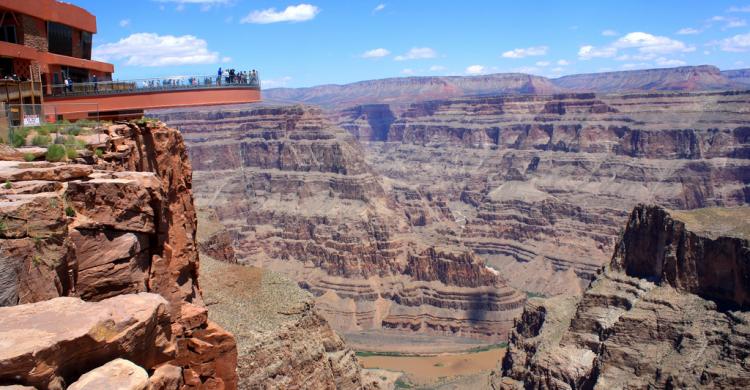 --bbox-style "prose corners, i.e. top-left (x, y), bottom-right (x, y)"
top-left (47, 73), bottom-right (260, 98)
top-left (42, 73), bottom-right (262, 119)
